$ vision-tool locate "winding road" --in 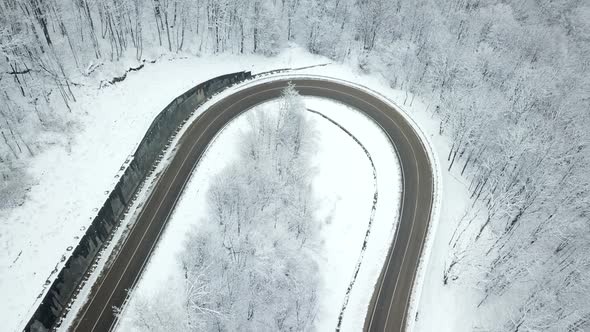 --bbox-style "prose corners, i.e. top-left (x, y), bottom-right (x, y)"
top-left (71, 77), bottom-right (434, 332)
